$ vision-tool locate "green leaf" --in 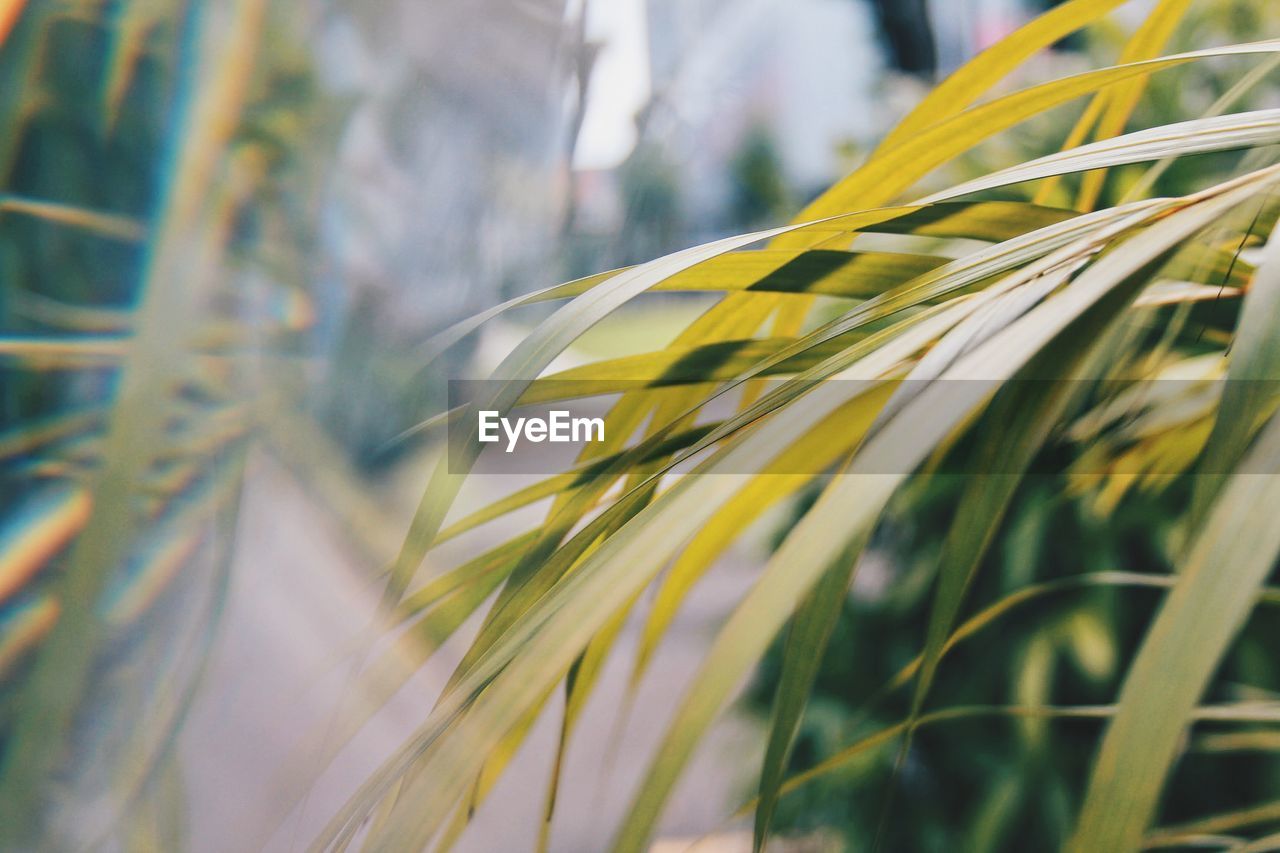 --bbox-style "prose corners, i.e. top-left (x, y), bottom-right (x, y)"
top-left (1076, 0), bottom-right (1195, 210)
top-left (756, 701), bottom-right (1280, 809)
top-left (1069, 415), bottom-right (1280, 850)
top-left (921, 109), bottom-right (1280, 204)
top-left (1037, 0), bottom-right (1193, 206)
top-left (1190, 209), bottom-right (1280, 521)
top-left (612, 165), bottom-right (1280, 853)
top-left (876, 0), bottom-right (1130, 153)
top-left (753, 548), bottom-right (859, 852)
